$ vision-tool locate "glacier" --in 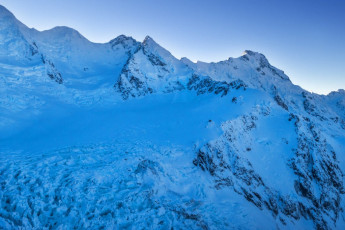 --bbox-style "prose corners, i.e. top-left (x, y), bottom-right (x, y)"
top-left (0, 4), bottom-right (345, 229)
